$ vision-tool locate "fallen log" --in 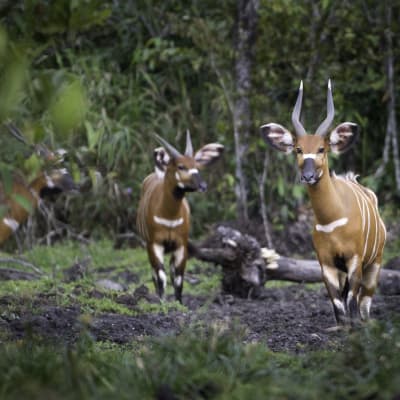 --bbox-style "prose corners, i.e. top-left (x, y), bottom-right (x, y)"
top-left (0, 268), bottom-right (38, 281)
top-left (190, 225), bottom-right (400, 297)
top-left (269, 258), bottom-right (400, 295)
